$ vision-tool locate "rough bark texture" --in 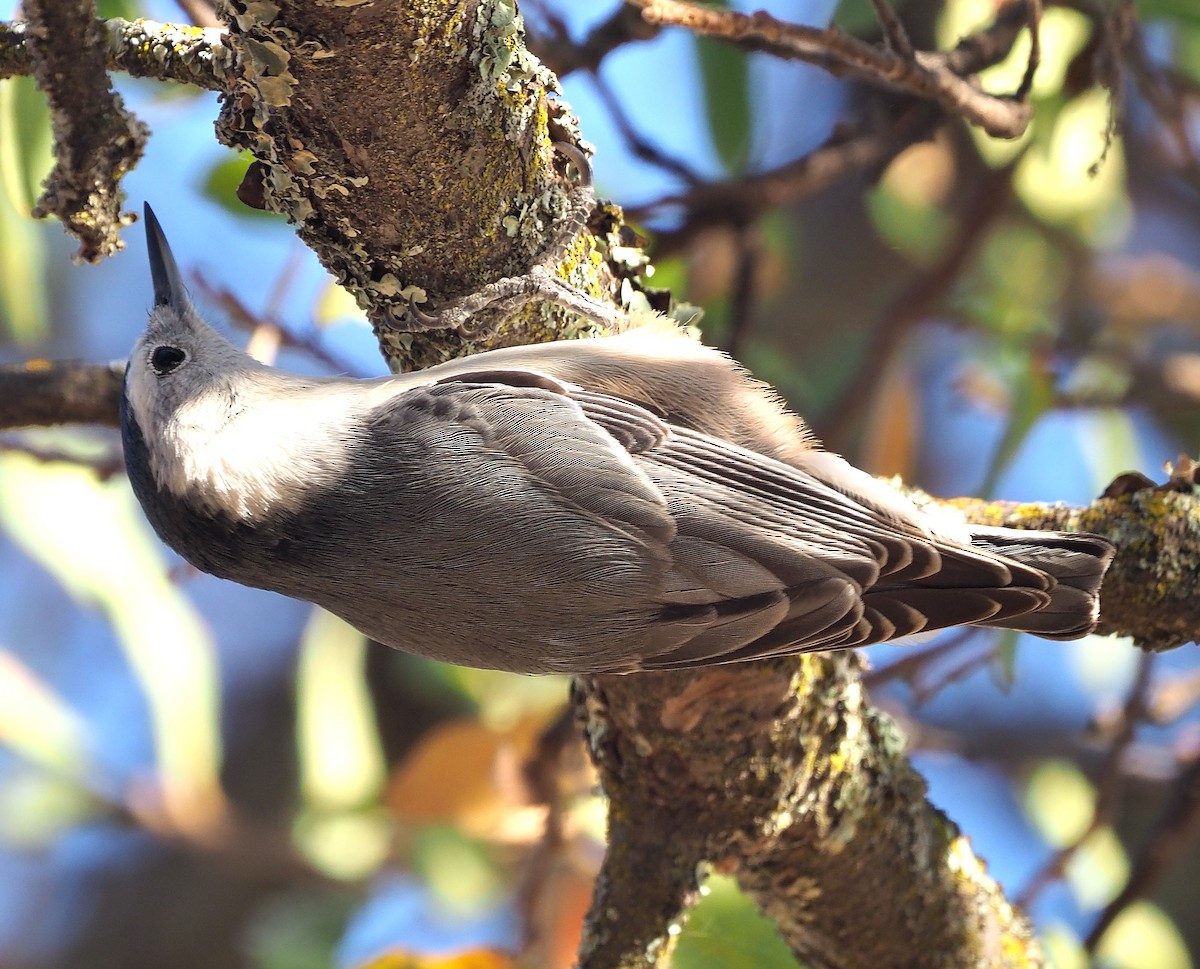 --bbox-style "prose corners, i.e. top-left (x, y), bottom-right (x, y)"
top-left (0, 360), bottom-right (125, 429)
top-left (213, 0), bottom-right (627, 371)
top-left (155, 6), bottom-right (1063, 963)
top-left (578, 654), bottom-right (1045, 969)
top-left (1, 19), bottom-right (230, 88)
top-left (22, 0), bottom-right (147, 261)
